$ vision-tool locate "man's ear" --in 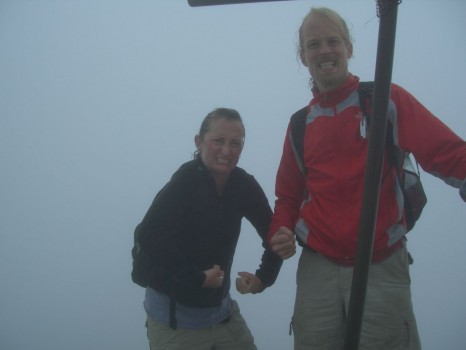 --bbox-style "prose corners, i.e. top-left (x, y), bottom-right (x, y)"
top-left (346, 42), bottom-right (353, 59)
top-left (300, 51), bottom-right (308, 67)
